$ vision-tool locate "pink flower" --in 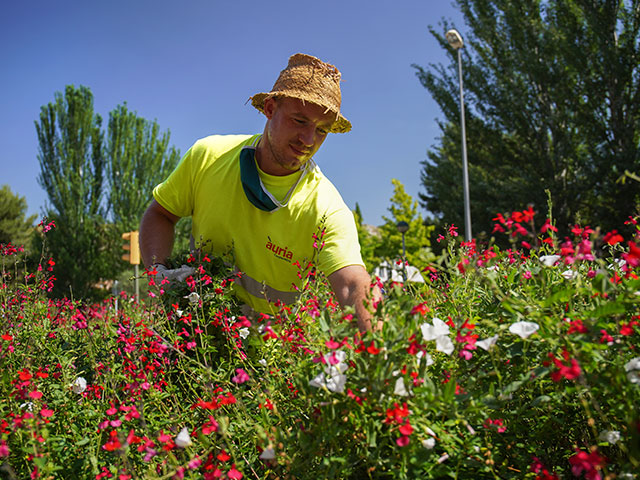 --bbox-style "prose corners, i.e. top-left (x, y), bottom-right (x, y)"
top-left (40, 408), bottom-right (54, 418)
top-left (228, 466), bottom-right (243, 479)
top-left (232, 368), bottom-right (250, 384)
top-left (396, 435), bottom-right (410, 447)
top-left (0, 440), bottom-right (9, 457)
